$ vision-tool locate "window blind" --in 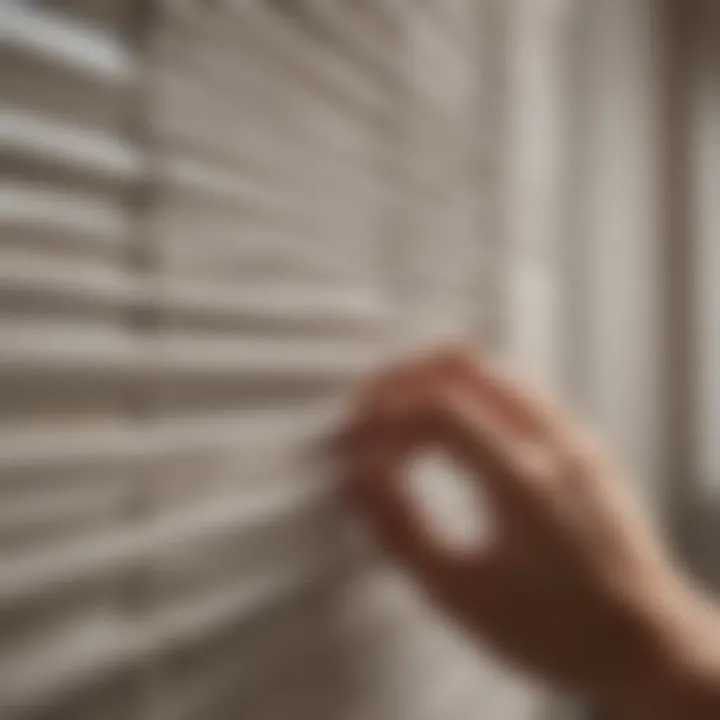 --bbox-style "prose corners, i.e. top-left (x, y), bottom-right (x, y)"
top-left (0, 2), bottom-right (538, 719)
